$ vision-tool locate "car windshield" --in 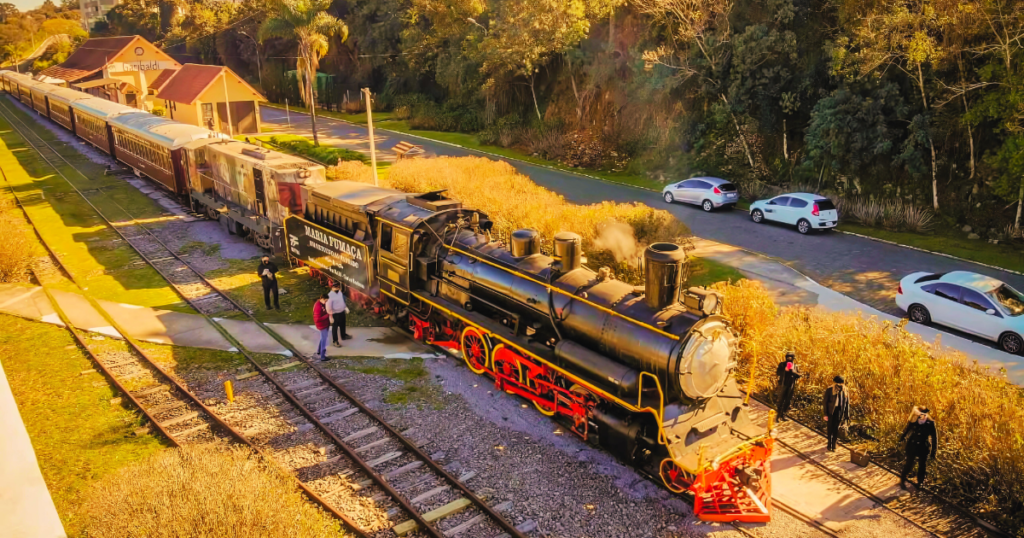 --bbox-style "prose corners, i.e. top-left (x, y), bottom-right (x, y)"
top-left (992, 284), bottom-right (1024, 316)
top-left (718, 183), bottom-right (737, 192)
